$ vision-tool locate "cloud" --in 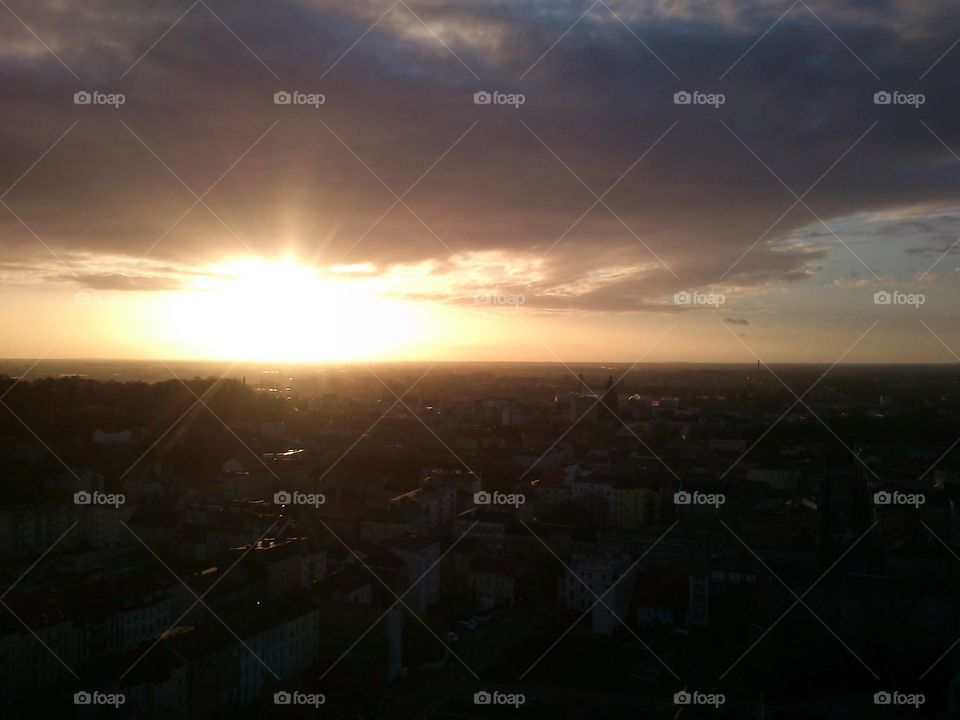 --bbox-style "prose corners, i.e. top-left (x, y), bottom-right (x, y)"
top-left (64, 273), bottom-right (188, 292)
top-left (0, 0), bottom-right (959, 313)
top-left (832, 271), bottom-right (878, 288)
